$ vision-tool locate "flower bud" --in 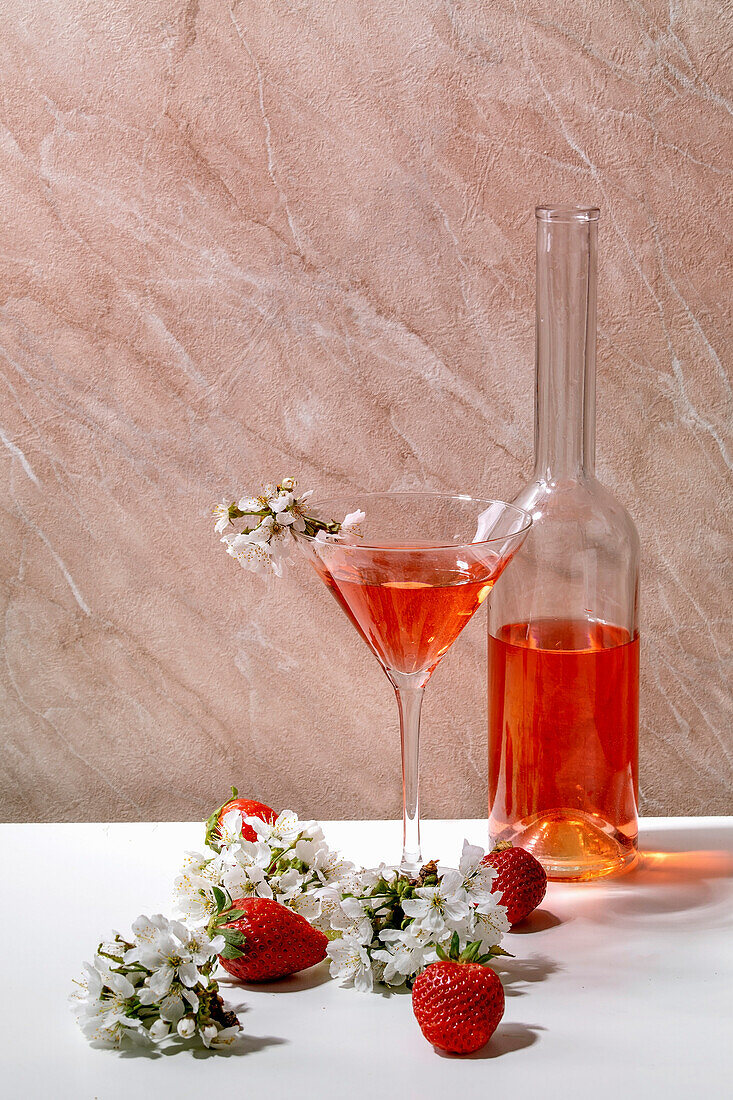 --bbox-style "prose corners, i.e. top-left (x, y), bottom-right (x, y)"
top-left (177, 1016), bottom-right (196, 1039)
top-left (149, 1019), bottom-right (169, 1042)
top-left (281, 477), bottom-right (295, 490)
